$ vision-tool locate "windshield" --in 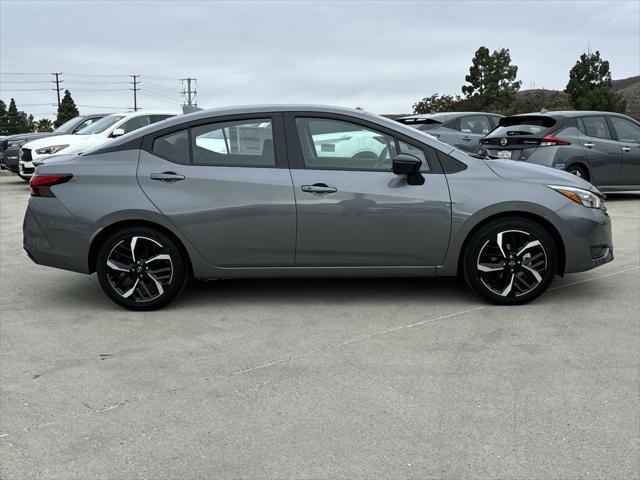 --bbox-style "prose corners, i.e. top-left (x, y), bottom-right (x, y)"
top-left (76, 115), bottom-right (124, 135)
top-left (54, 117), bottom-right (82, 134)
